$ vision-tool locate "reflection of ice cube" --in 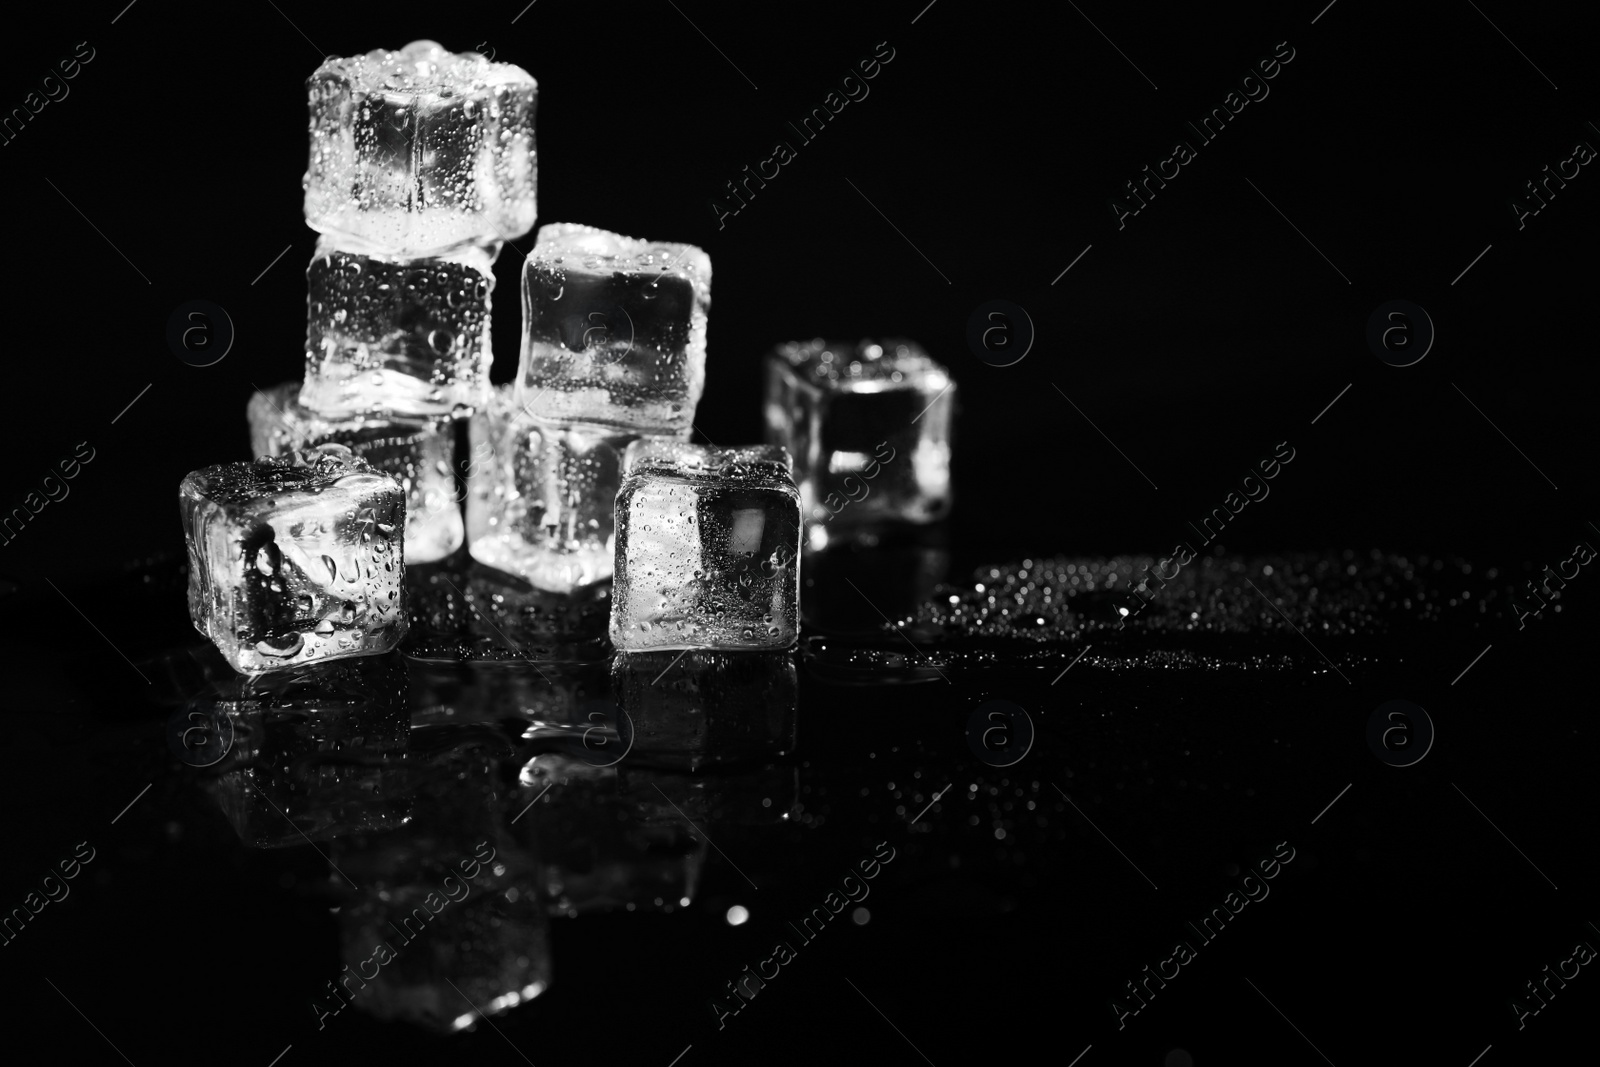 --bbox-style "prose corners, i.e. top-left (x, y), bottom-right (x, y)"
top-left (206, 653), bottom-right (411, 847)
top-left (334, 879), bottom-right (550, 1033)
top-left (611, 441), bottom-right (801, 651)
top-left (179, 445), bottom-right (407, 674)
top-left (467, 385), bottom-right (653, 591)
top-left (612, 650), bottom-right (797, 770)
top-left (518, 223), bottom-right (710, 433)
top-left (299, 236), bottom-right (495, 418)
top-left (512, 753), bottom-right (705, 916)
top-left (765, 338), bottom-right (954, 535)
top-left (248, 382), bottom-right (462, 563)
top-left (303, 40), bottom-right (538, 255)
top-left (400, 558), bottom-right (613, 661)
